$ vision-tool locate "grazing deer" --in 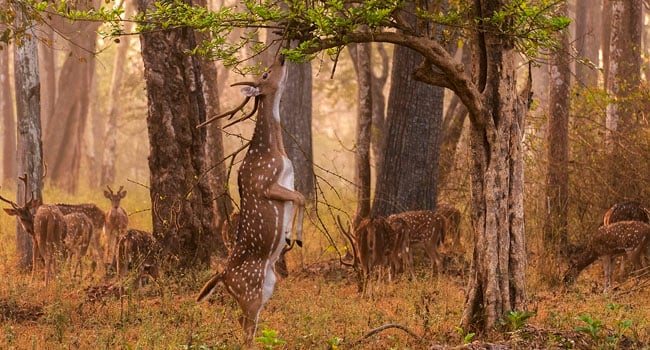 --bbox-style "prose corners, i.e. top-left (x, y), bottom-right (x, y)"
top-left (104, 185), bottom-right (128, 269)
top-left (353, 216), bottom-right (411, 281)
top-left (603, 201), bottom-right (649, 226)
top-left (116, 229), bottom-right (162, 289)
top-left (63, 212), bottom-right (95, 278)
top-left (196, 54), bottom-right (306, 344)
top-left (2, 193), bottom-right (67, 285)
top-left (387, 210), bottom-right (445, 274)
top-left (436, 202), bottom-right (462, 246)
top-left (563, 221), bottom-right (650, 292)
top-left (56, 203), bottom-right (106, 272)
